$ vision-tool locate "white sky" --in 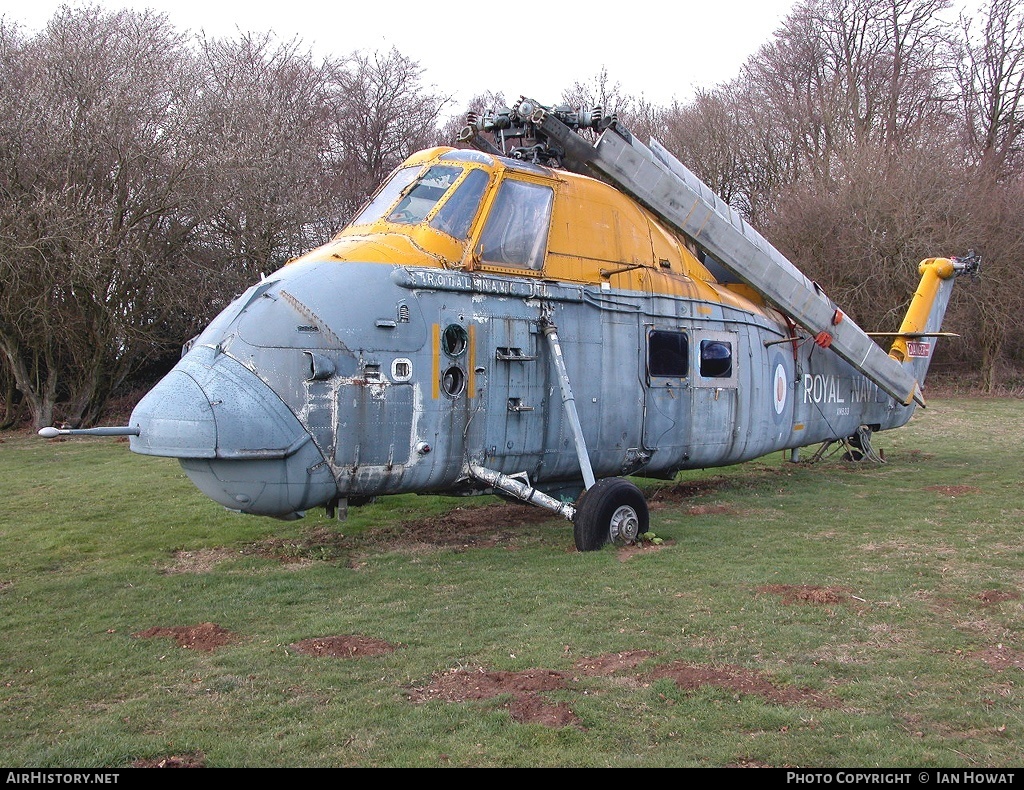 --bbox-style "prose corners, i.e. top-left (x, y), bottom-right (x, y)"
top-left (2, 0), bottom-right (797, 109)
